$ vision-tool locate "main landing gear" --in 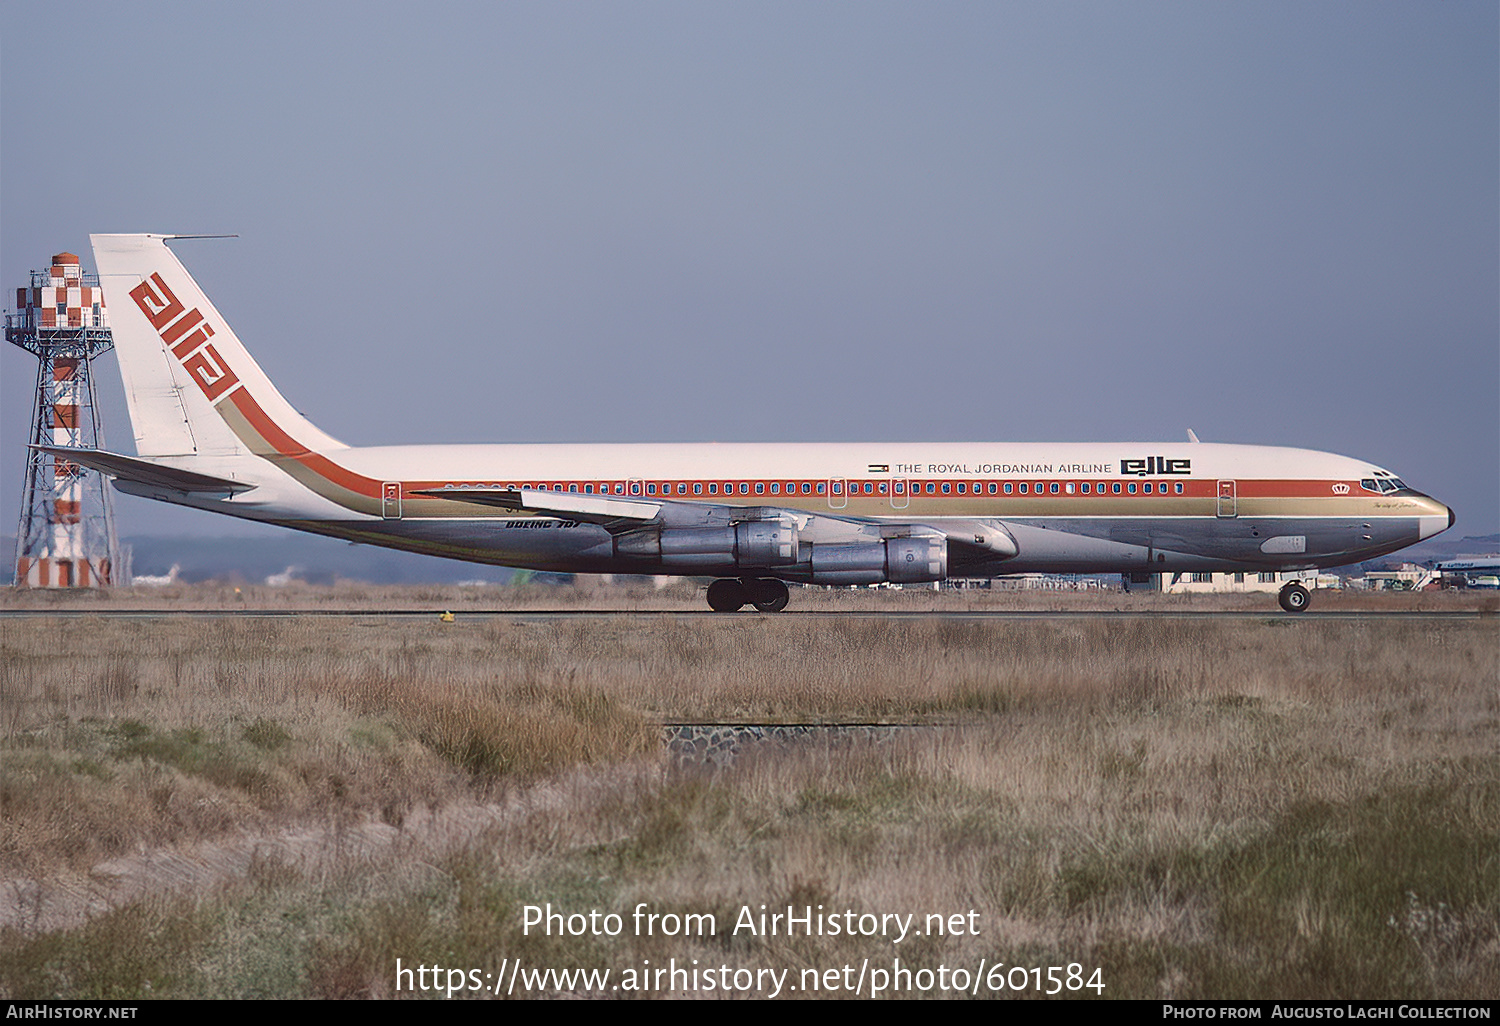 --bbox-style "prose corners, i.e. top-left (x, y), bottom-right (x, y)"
top-left (706, 578), bottom-right (790, 613)
top-left (1278, 582), bottom-right (1312, 613)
